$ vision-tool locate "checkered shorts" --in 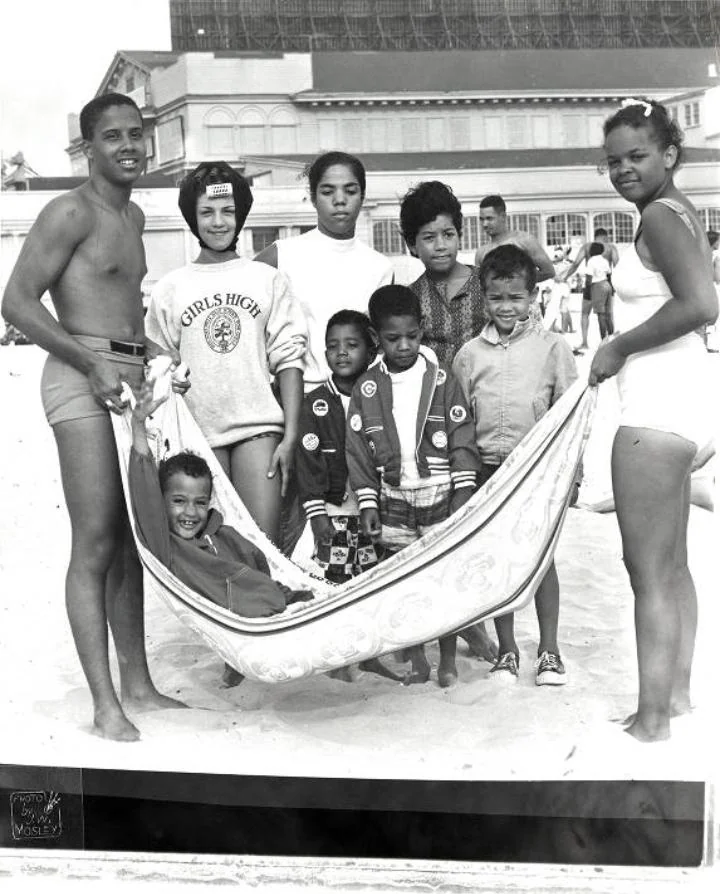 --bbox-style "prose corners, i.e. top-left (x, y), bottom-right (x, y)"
top-left (312, 515), bottom-right (380, 583)
top-left (379, 480), bottom-right (452, 551)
